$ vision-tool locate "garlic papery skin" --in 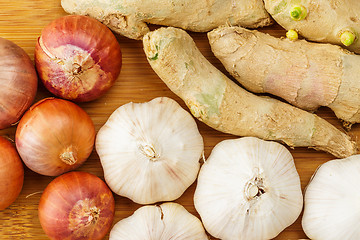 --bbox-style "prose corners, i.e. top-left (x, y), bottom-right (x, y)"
top-left (194, 137), bottom-right (303, 240)
top-left (109, 202), bottom-right (208, 240)
top-left (96, 97), bottom-right (204, 204)
top-left (302, 155), bottom-right (360, 240)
